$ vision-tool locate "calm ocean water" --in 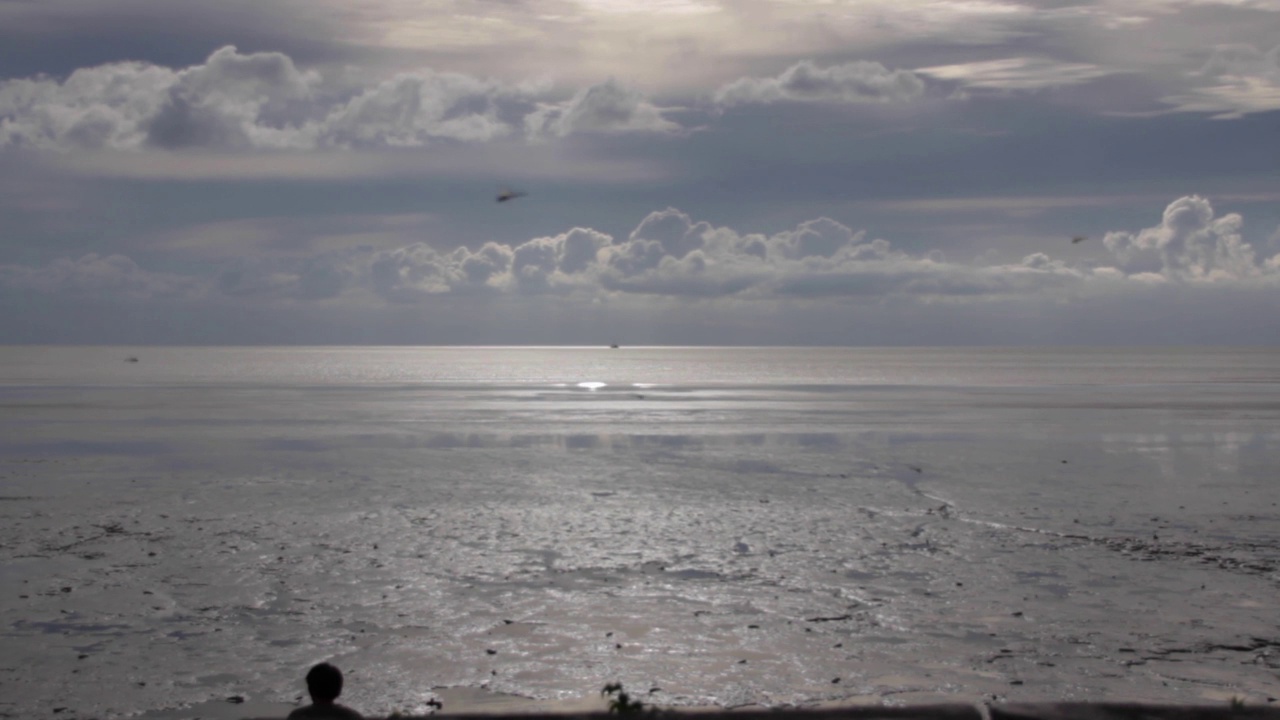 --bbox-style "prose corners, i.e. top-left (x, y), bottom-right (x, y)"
top-left (4, 345), bottom-right (1280, 387)
top-left (2, 346), bottom-right (1279, 717)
